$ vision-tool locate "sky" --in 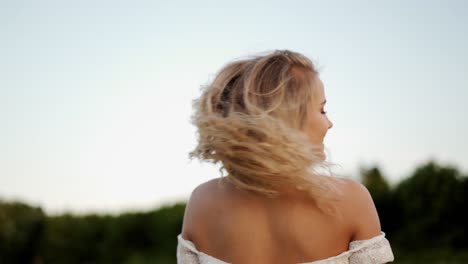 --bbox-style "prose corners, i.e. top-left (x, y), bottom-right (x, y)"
top-left (1, 0), bottom-right (467, 215)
